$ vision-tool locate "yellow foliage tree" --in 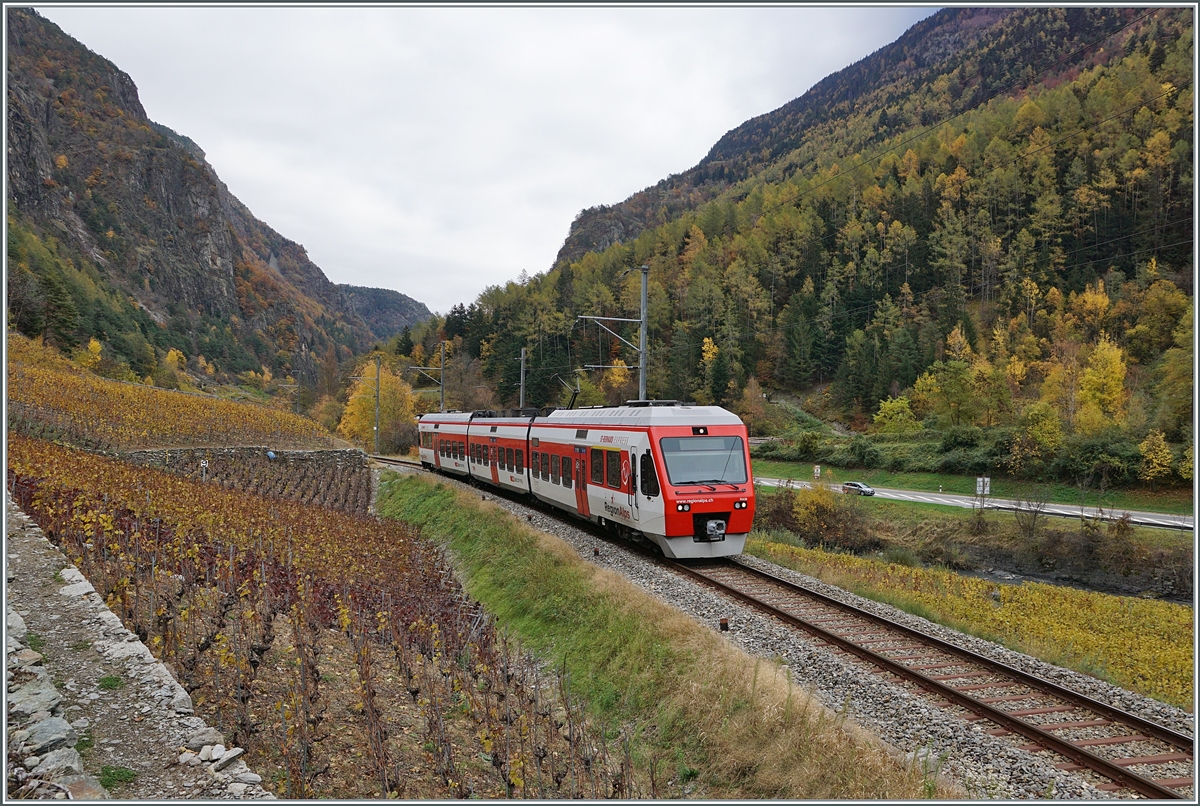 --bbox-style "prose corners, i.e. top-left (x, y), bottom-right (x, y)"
top-left (1076, 334), bottom-right (1127, 435)
top-left (165, 348), bottom-right (187, 371)
top-left (1137, 430), bottom-right (1173, 491)
top-left (336, 359), bottom-right (417, 454)
top-left (599, 360), bottom-right (634, 406)
top-left (73, 337), bottom-right (102, 370)
top-left (873, 396), bottom-right (921, 434)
